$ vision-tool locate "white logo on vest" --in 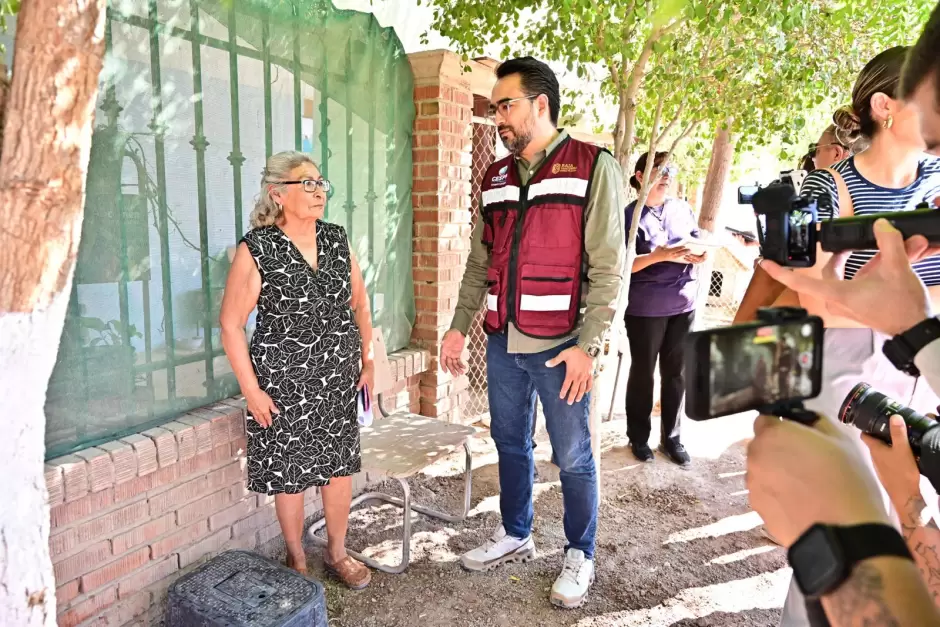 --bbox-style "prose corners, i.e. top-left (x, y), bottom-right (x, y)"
top-left (491, 164), bottom-right (509, 185)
